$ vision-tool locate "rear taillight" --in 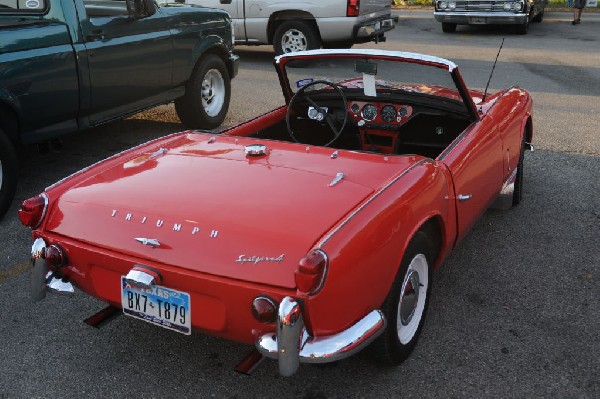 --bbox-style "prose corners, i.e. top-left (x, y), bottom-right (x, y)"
top-left (18, 194), bottom-right (48, 228)
top-left (295, 249), bottom-right (329, 294)
top-left (252, 296), bottom-right (278, 323)
top-left (347, 0), bottom-right (360, 17)
top-left (45, 244), bottom-right (67, 268)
